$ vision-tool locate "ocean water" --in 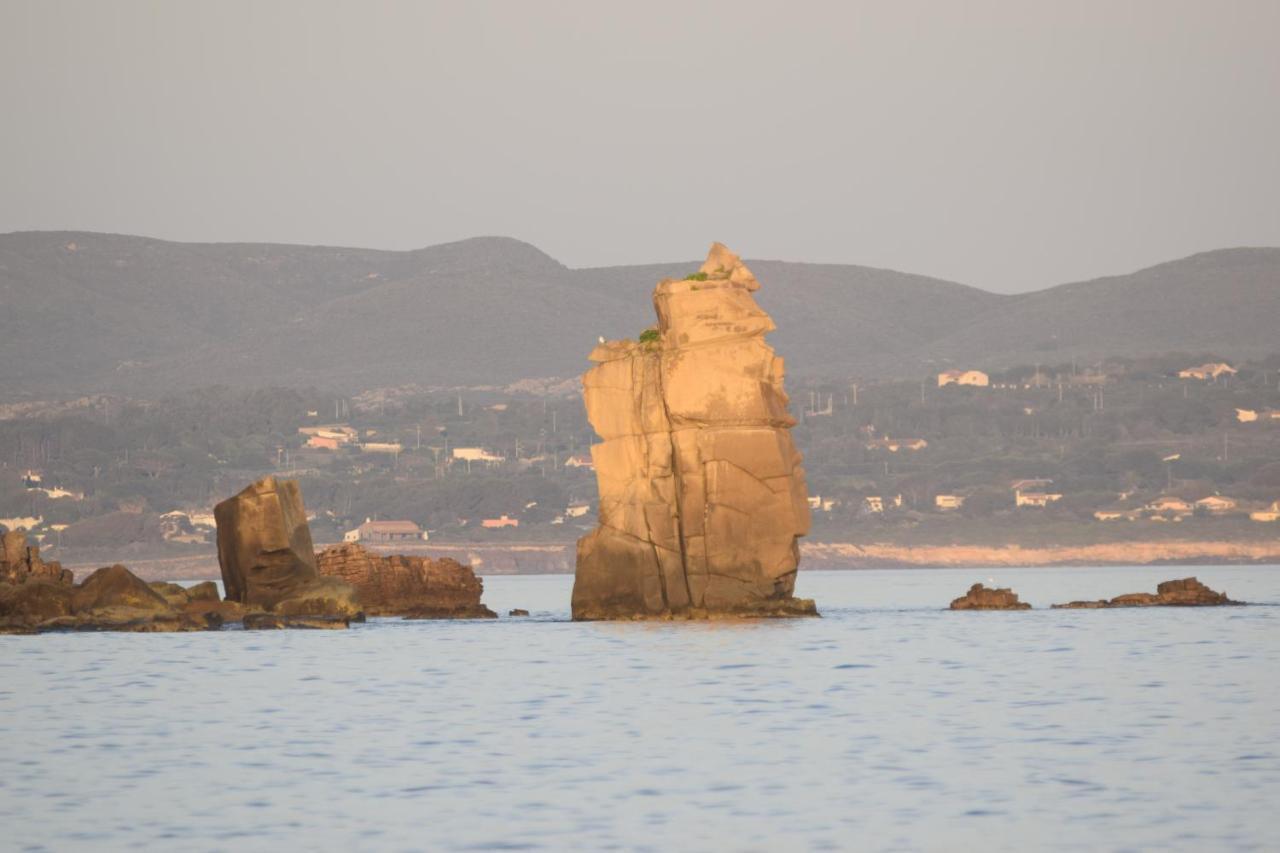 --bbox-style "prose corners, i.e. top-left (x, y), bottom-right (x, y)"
top-left (2, 566), bottom-right (1278, 852)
